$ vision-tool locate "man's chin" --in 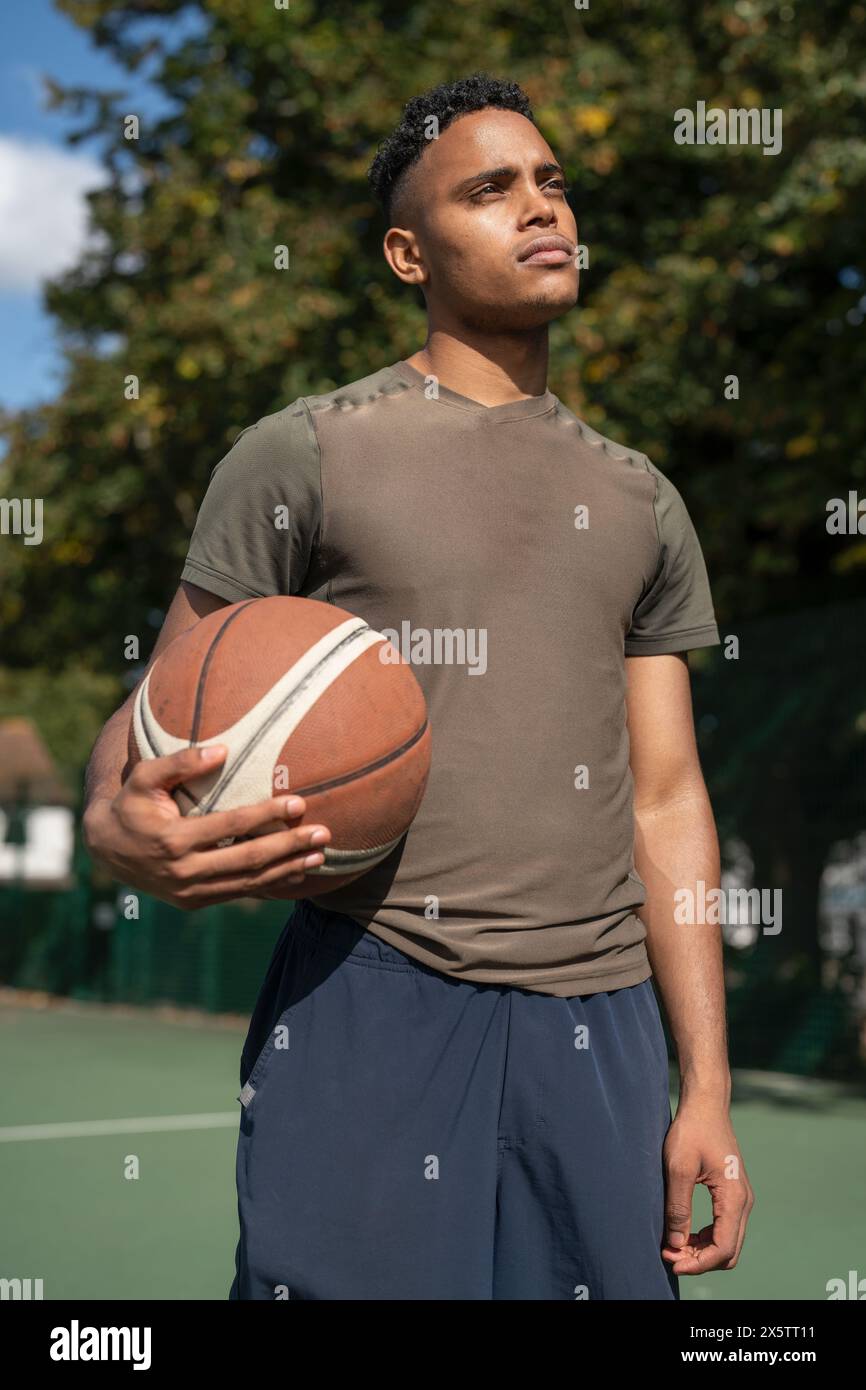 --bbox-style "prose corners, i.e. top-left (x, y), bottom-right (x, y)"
top-left (508, 294), bottom-right (580, 330)
top-left (536, 292), bottom-right (579, 323)
top-left (507, 276), bottom-right (579, 324)
top-left (459, 292), bottom-right (577, 334)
